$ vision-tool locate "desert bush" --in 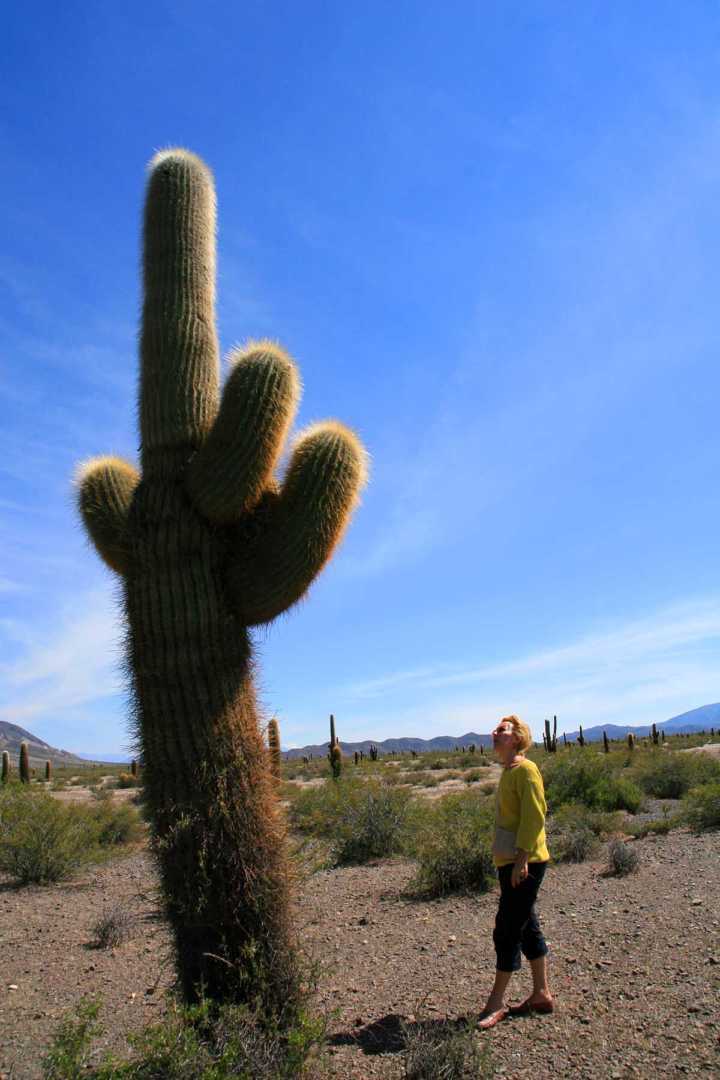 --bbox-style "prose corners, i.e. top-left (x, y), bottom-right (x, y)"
top-left (0, 788), bottom-right (143, 886)
top-left (333, 781), bottom-right (414, 864)
top-left (115, 772), bottom-right (139, 789)
top-left (547, 804), bottom-right (604, 863)
top-left (463, 769), bottom-right (484, 784)
top-left (403, 1018), bottom-right (492, 1079)
top-left (91, 905), bottom-right (134, 949)
top-left (606, 838), bottom-right (639, 877)
top-left (42, 994), bottom-right (325, 1079)
top-left (683, 782), bottom-right (720, 831)
top-left (0, 787), bottom-right (96, 884)
top-left (632, 751), bottom-right (720, 799)
top-left (408, 791), bottom-right (495, 897)
top-left (542, 755), bottom-right (642, 812)
top-left (88, 802), bottom-right (143, 847)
